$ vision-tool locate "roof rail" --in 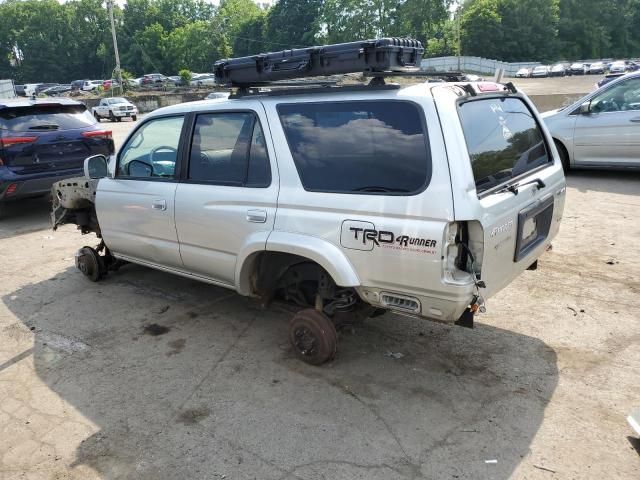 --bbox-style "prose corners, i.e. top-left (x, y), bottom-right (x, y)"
top-left (229, 82), bottom-right (401, 99)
